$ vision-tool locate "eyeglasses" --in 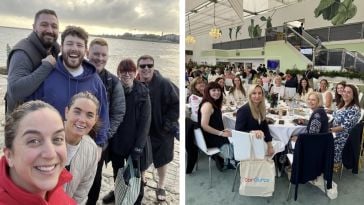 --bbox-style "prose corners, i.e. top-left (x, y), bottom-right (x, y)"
top-left (120, 71), bottom-right (135, 76)
top-left (139, 64), bottom-right (154, 69)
